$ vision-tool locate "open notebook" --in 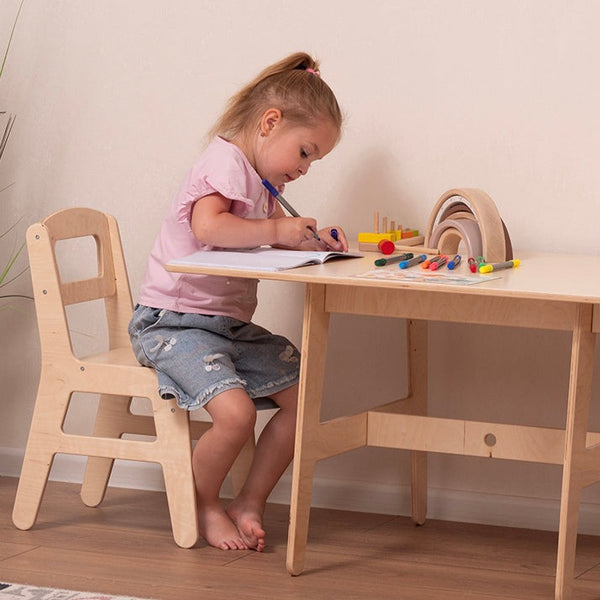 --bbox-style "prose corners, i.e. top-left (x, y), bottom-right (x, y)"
top-left (167, 247), bottom-right (363, 272)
